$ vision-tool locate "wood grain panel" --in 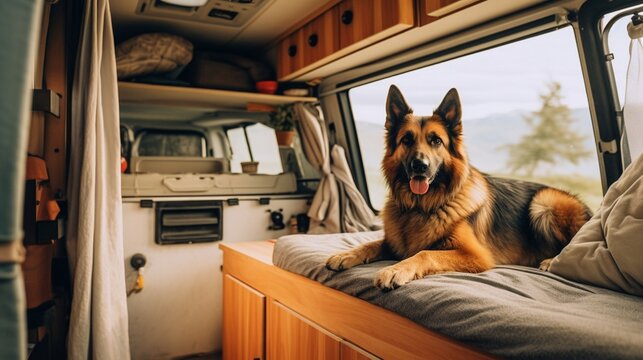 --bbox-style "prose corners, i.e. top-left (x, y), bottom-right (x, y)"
top-left (223, 274), bottom-right (265, 360)
top-left (43, 1), bottom-right (68, 200)
top-left (267, 299), bottom-right (340, 360)
top-left (269, 0), bottom-right (344, 48)
top-left (338, 0), bottom-right (374, 49)
top-left (220, 241), bottom-right (495, 360)
top-left (302, 6), bottom-right (340, 67)
top-left (277, 30), bottom-right (305, 80)
top-left (339, 0), bottom-right (415, 49)
top-left (275, 0), bottom-right (415, 80)
top-left (420, 0), bottom-right (485, 26)
top-left (340, 341), bottom-right (380, 360)
top-left (118, 82), bottom-right (317, 110)
top-left (28, 4), bottom-right (51, 157)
